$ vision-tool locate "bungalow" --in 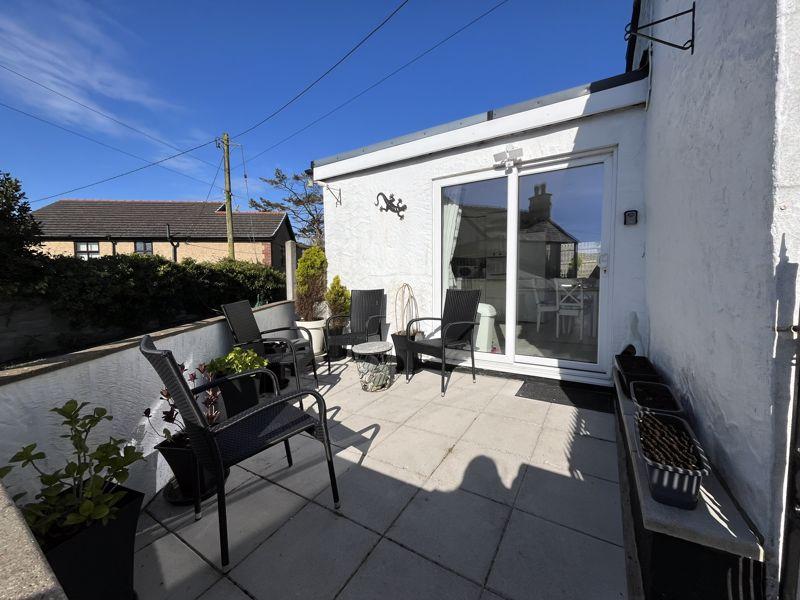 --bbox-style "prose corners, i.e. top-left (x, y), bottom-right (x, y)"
top-left (33, 199), bottom-right (294, 270)
top-left (313, 0), bottom-right (800, 596)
